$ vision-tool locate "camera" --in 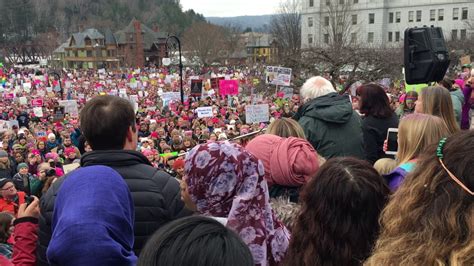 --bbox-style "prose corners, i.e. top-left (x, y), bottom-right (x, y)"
top-left (45, 168), bottom-right (56, 177)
